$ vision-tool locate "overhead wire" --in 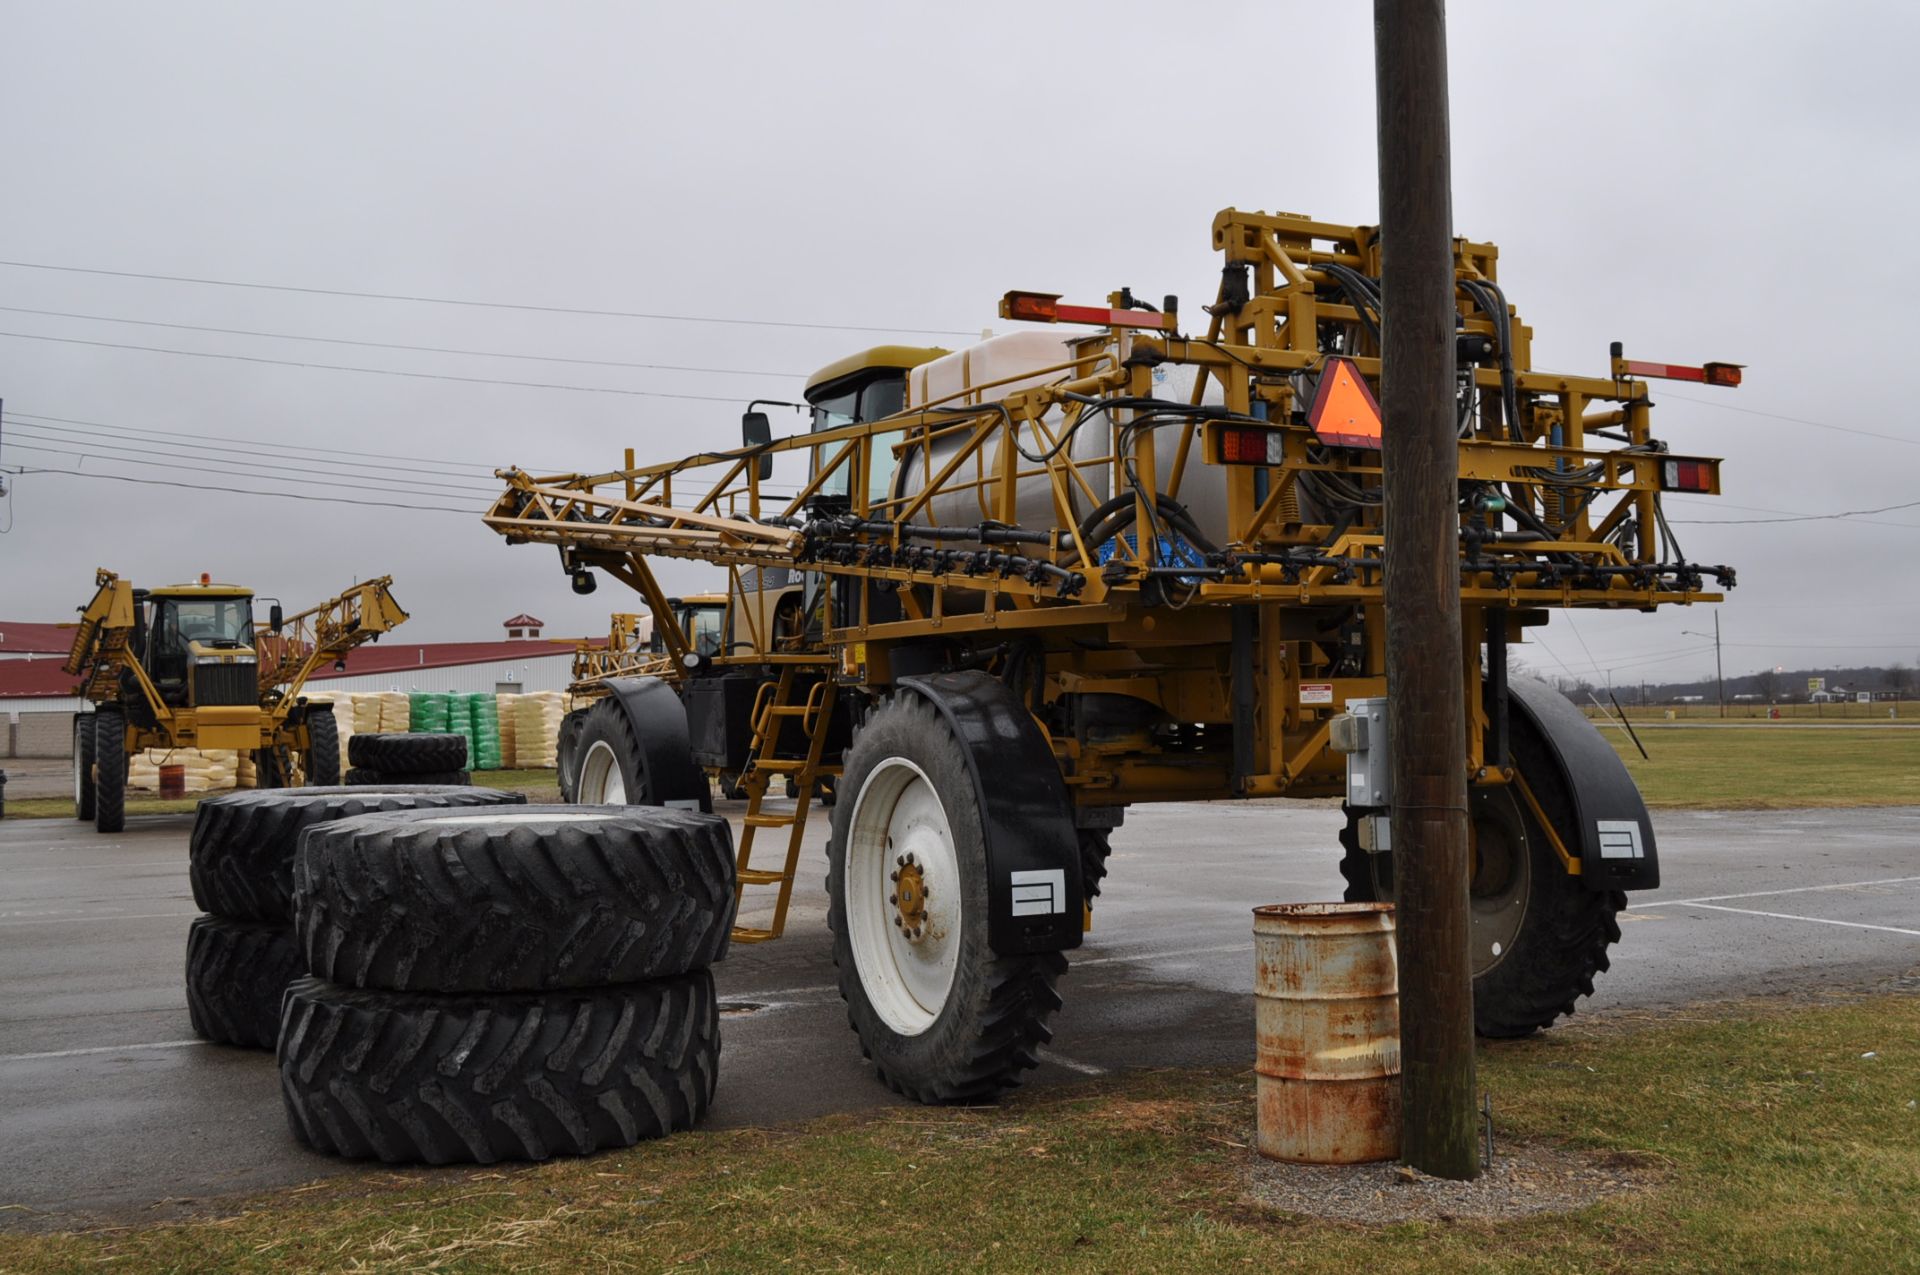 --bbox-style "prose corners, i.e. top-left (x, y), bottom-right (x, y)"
top-left (0, 330), bottom-right (753, 401)
top-left (0, 305), bottom-right (808, 378)
top-left (0, 438), bottom-right (496, 503)
top-left (1, 465), bottom-right (474, 515)
top-left (0, 259), bottom-right (979, 337)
